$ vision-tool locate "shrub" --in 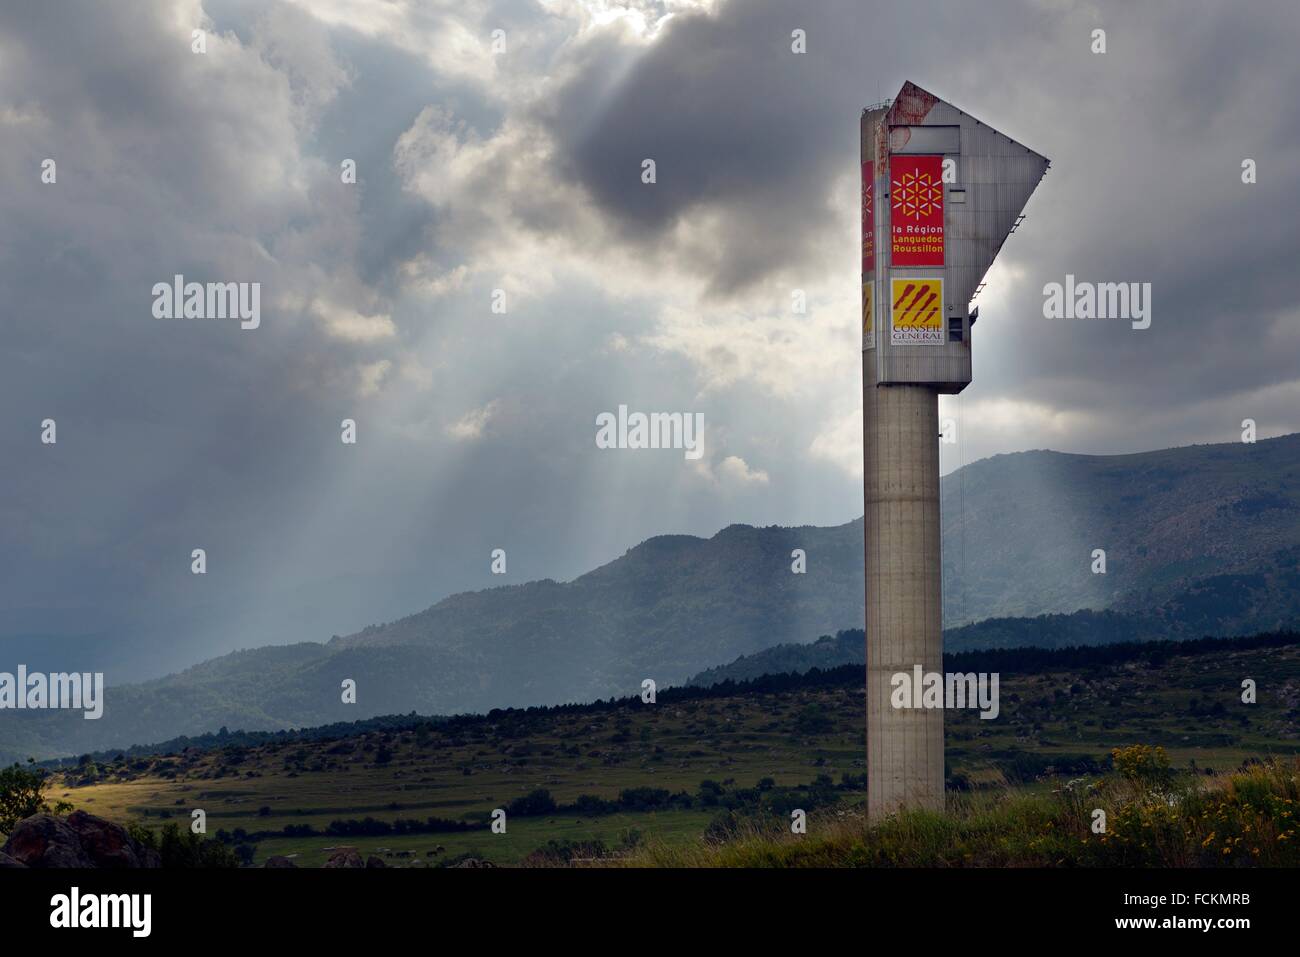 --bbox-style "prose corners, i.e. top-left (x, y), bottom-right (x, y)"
top-left (506, 788), bottom-right (557, 817)
top-left (1111, 744), bottom-right (1172, 785)
top-left (127, 822), bottom-right (242, 868)
top-left (524, 838), bottom-right (608, 865)
top-left (0, 761), bottom-right (72, 833)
